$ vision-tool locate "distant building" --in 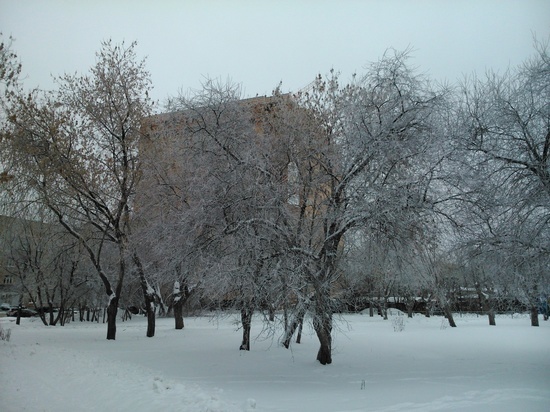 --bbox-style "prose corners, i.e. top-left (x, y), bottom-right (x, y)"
top-left (0, 215), bottom-right (25, 306)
